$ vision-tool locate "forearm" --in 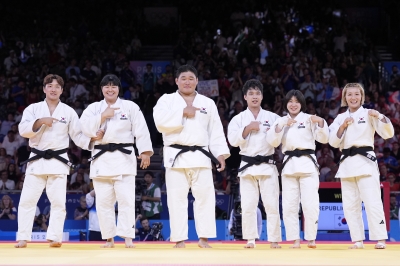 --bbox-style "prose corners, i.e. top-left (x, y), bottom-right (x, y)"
top-left (336, 126), bottom-right (346, 138)
top-left (32, 119), bottom-right (43, 132)
top-left (242, 126), bottom-right (252, 139)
